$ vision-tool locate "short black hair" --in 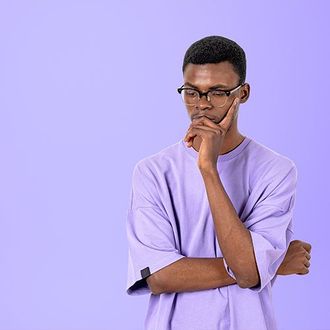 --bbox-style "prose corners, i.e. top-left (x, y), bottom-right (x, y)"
top-left (182, 35), bottom-right (246, 85)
